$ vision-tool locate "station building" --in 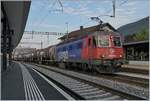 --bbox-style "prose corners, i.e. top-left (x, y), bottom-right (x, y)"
top-left (123, 40), bottom-right (149, 61)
